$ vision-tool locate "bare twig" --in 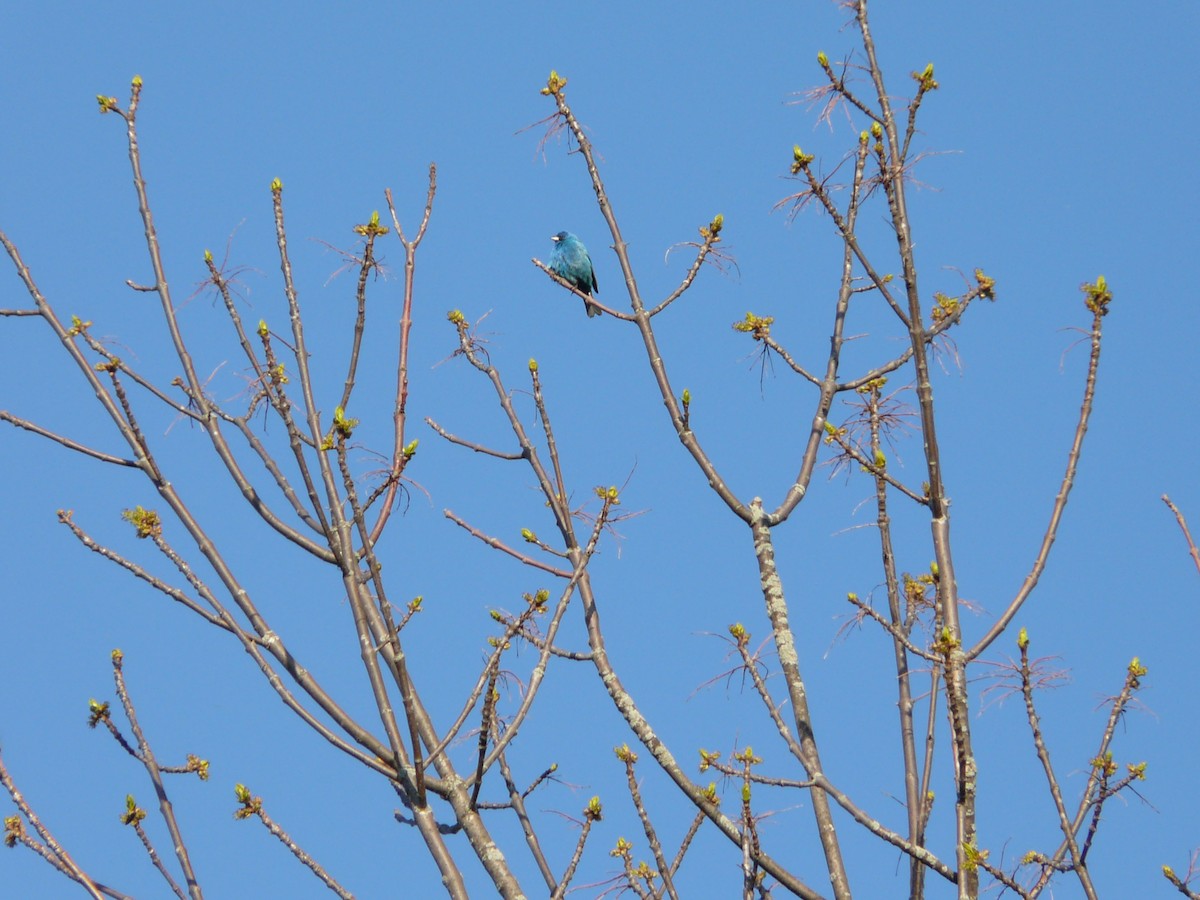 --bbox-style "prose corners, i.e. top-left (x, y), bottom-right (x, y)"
top-left (971, 288), bottom-right (1109, 660)
top-left (1162, 495), bottom-right (1200, 577)
top-left (234, 785), bottom-right (355, 899)
top-left (0, 752), bottom-right (108, 899)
